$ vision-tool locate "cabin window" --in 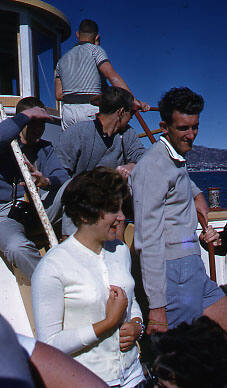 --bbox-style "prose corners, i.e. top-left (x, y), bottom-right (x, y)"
top-left (33, 27), bottom-right (55, 108)
top-left (0, 11), bottom-right (19, 96)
